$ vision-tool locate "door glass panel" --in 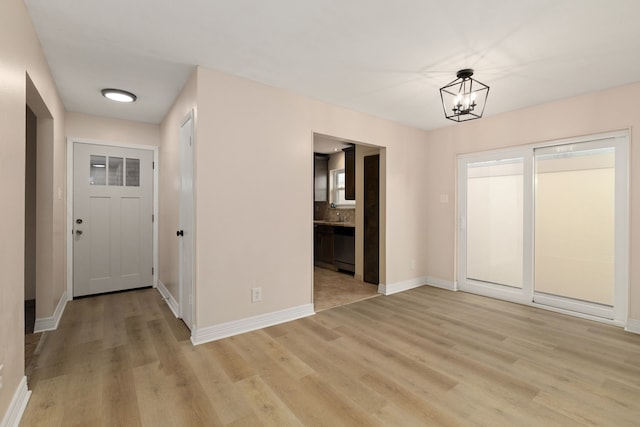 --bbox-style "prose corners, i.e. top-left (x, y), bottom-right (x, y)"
top-left (90, 155), bottom-right (106, 185)
top-left (467, 158), bottom-right (524, 288)
top-left (126, 158), bottom-right (140, 187)
top-left (534, 146), bottom-right (614, 305)
top-left (108, 156), bottom-right (123, 186)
